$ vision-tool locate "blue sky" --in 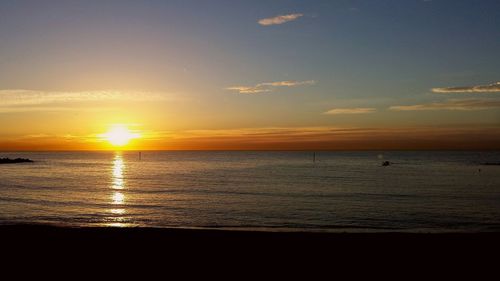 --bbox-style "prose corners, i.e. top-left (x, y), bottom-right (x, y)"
top-left (1, 0), bottom-right (500, 149)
